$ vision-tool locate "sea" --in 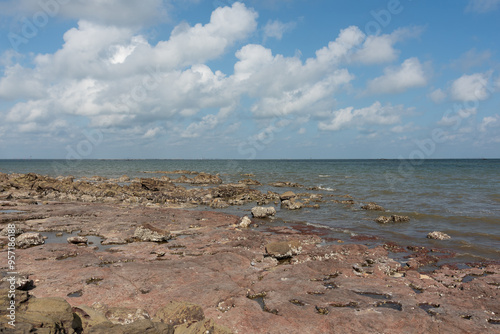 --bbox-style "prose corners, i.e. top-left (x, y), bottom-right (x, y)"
top-left (1, 159), bottom-right (499, 266)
